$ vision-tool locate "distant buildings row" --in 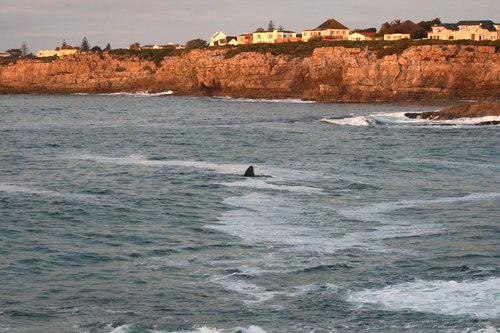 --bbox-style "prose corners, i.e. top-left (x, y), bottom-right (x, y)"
top-left (128, 43), bottom-right (185, 51)
top-left (34, 42), bottom-right (185, 58)
top-left (4, 18), bottom-right (498, 59)
top-left (210, 18), bottom-right (500, 46)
